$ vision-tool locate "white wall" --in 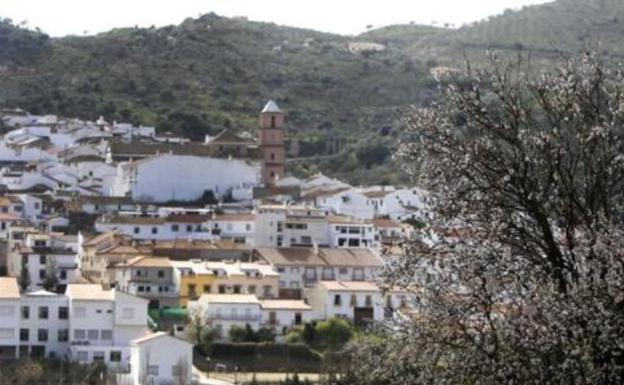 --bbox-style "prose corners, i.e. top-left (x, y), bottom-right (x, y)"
top-left (131, 336), bottom-right (193, 385)
top-left (114, 154), bottom-right (261, 202)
